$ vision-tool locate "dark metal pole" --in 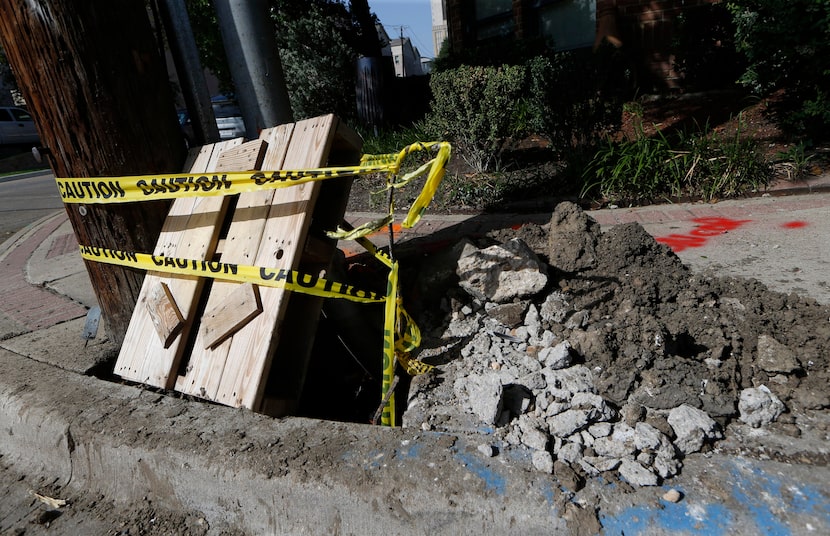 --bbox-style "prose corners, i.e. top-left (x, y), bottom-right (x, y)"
top-left (157, 0), bottom-right (220, 144)
top-left (213, 0), bottom-right (293, 138)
